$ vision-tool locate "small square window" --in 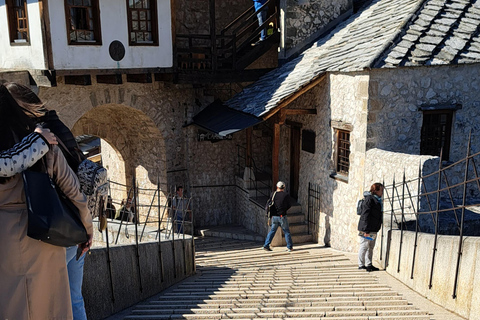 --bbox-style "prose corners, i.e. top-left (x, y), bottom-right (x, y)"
top-left (301, 130), bottom-right (315, 154)
top-left (420, 110), bottom-right (453, 161)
